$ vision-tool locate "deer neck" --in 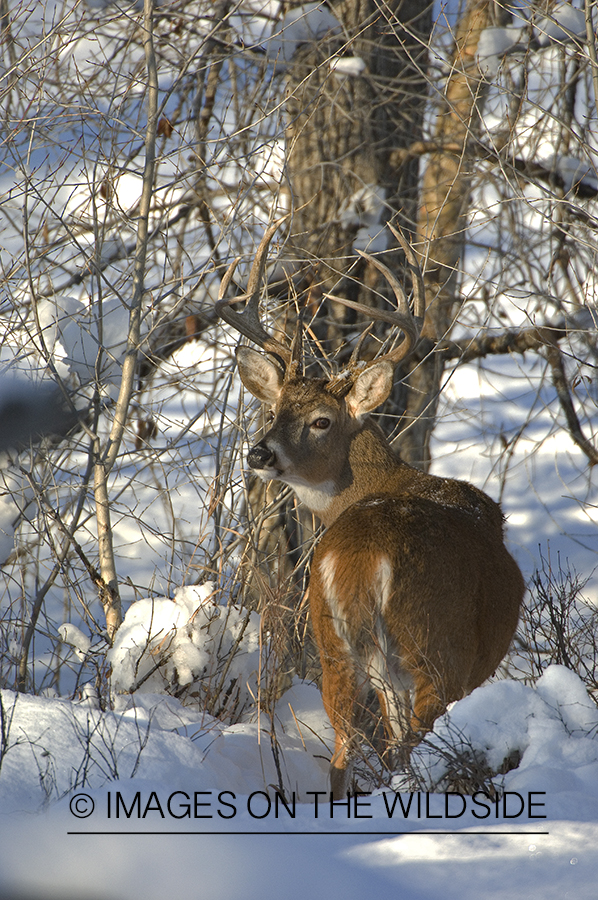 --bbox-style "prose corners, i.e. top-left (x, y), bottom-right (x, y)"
top-left (303, 421), bottom-right (413, 528)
